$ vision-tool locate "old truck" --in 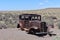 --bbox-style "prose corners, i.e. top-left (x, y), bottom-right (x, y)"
top-left (17, 14), bottom-right (56, 36)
